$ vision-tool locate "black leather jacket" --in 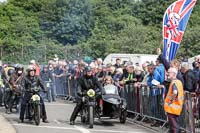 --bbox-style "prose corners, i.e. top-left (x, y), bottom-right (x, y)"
top-left (77, 75), bottom-right (102, 96)
top-left (21, 75), bottom-right (46, 92)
